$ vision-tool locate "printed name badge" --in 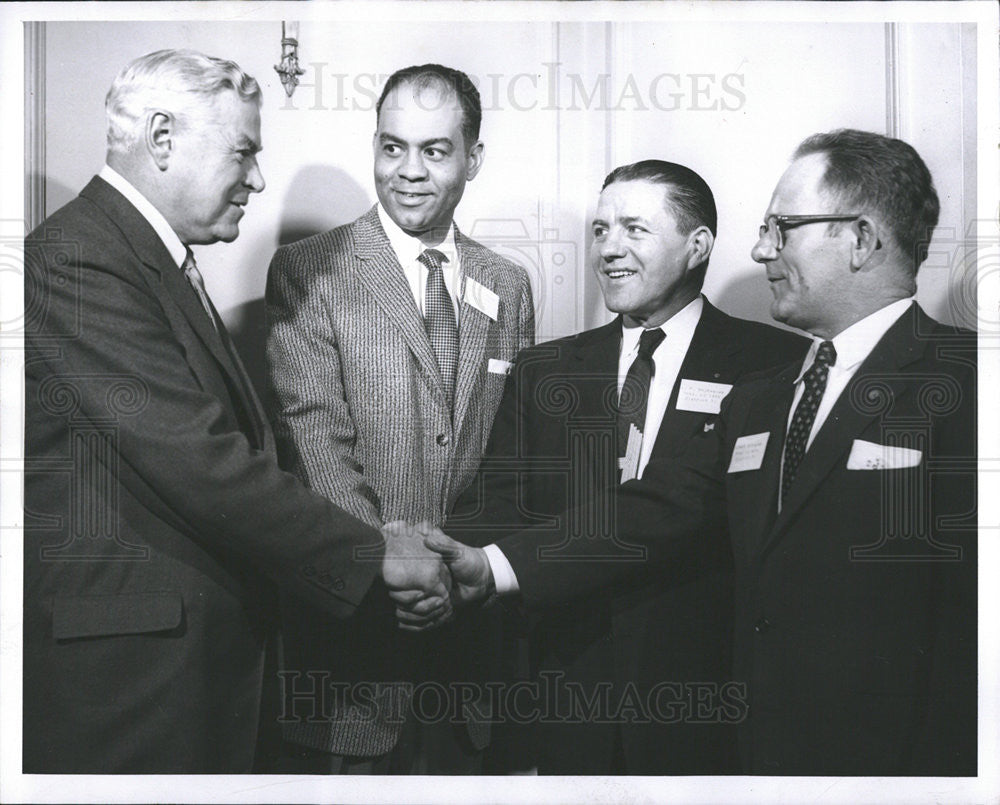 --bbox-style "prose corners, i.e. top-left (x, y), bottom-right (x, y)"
top-left (464, 278), bottom-right (500, 321)
top-left (488, 358), bottom-right (514, 375)
top-left (728, 432), bottom-right (770, 473)
top-left (676, 379), bottom-right (734, 414)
